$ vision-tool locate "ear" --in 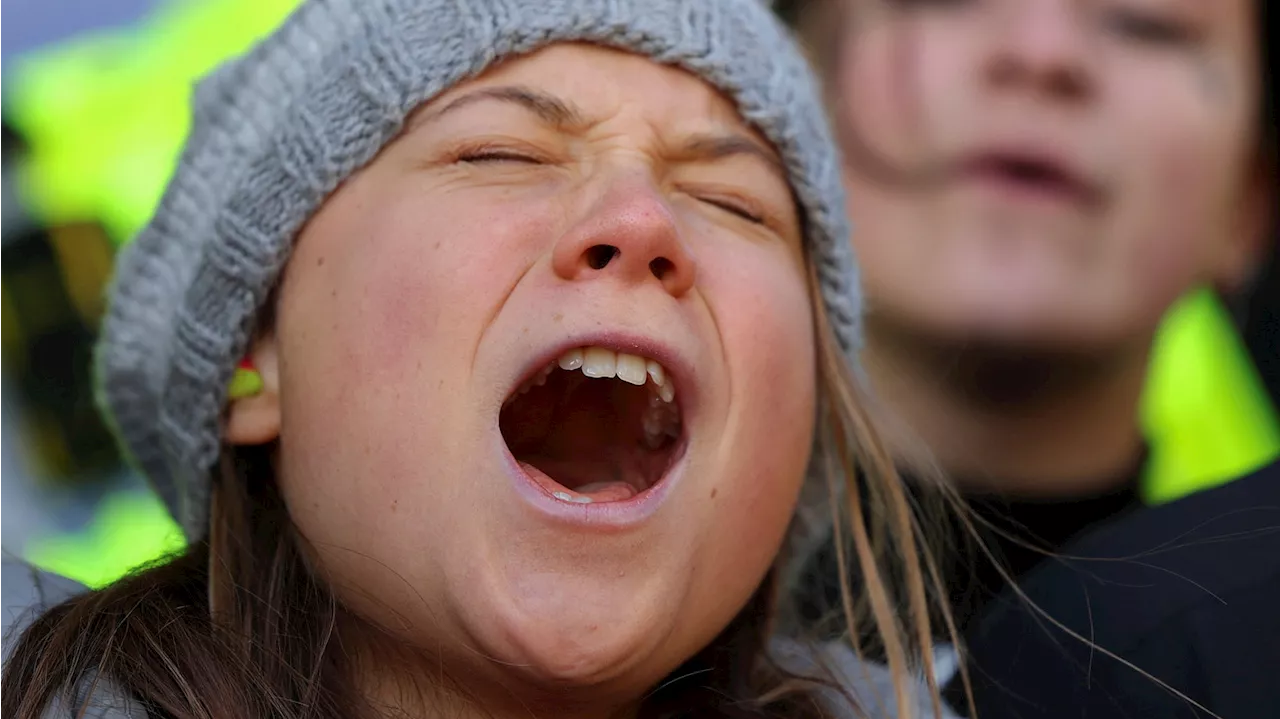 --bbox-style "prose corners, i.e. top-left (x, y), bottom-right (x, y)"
top-left (1213, 165), bottom-right (1275, 292)
top-left (224, 330), bottom-right (281, 445)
